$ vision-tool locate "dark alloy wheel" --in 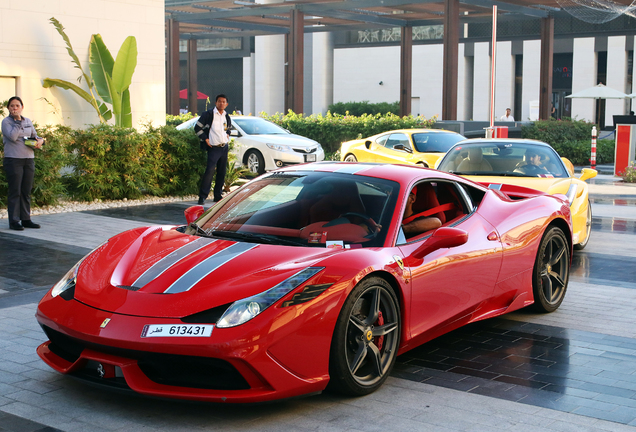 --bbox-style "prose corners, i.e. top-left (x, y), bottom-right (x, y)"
top-left (328, 277), bottom-right (400, 396)
top-left (573, 200), bottom-right (592, 250)
top-left (531, 227), bottom-right (570, 312)
top-left (245, 150), bottom-right (265, 175)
